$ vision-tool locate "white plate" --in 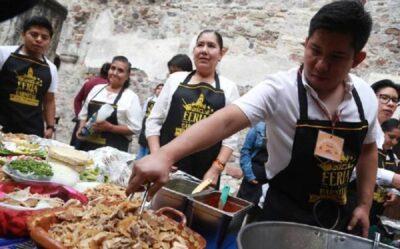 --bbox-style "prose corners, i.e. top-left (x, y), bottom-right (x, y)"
top-left (2, 164), bottom-right (53, 184)
top-left (2, 161), bottom-right (79, 187)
